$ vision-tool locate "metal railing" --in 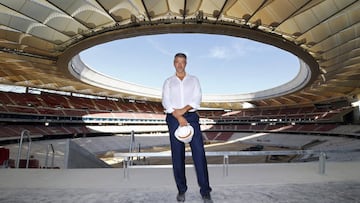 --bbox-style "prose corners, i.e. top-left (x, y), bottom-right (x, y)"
top-left (44, 144), bottom-right (55, 168)
top-left (128, 130), bottom-right (136, 166)
top-left (114, 149), bottom-right (359, 178)
top-left (16, 130), bottom-right (32, 168)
